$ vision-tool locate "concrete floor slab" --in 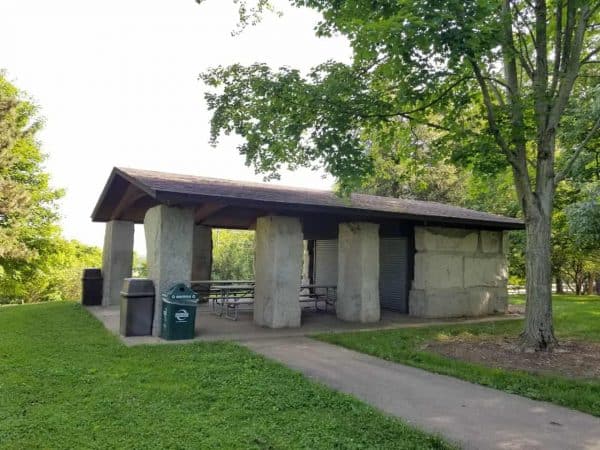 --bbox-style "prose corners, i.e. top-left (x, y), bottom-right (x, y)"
top-left (86, 302), bottom-right (520, 346)
top-left (244, 337), bottom-right (600, 450)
